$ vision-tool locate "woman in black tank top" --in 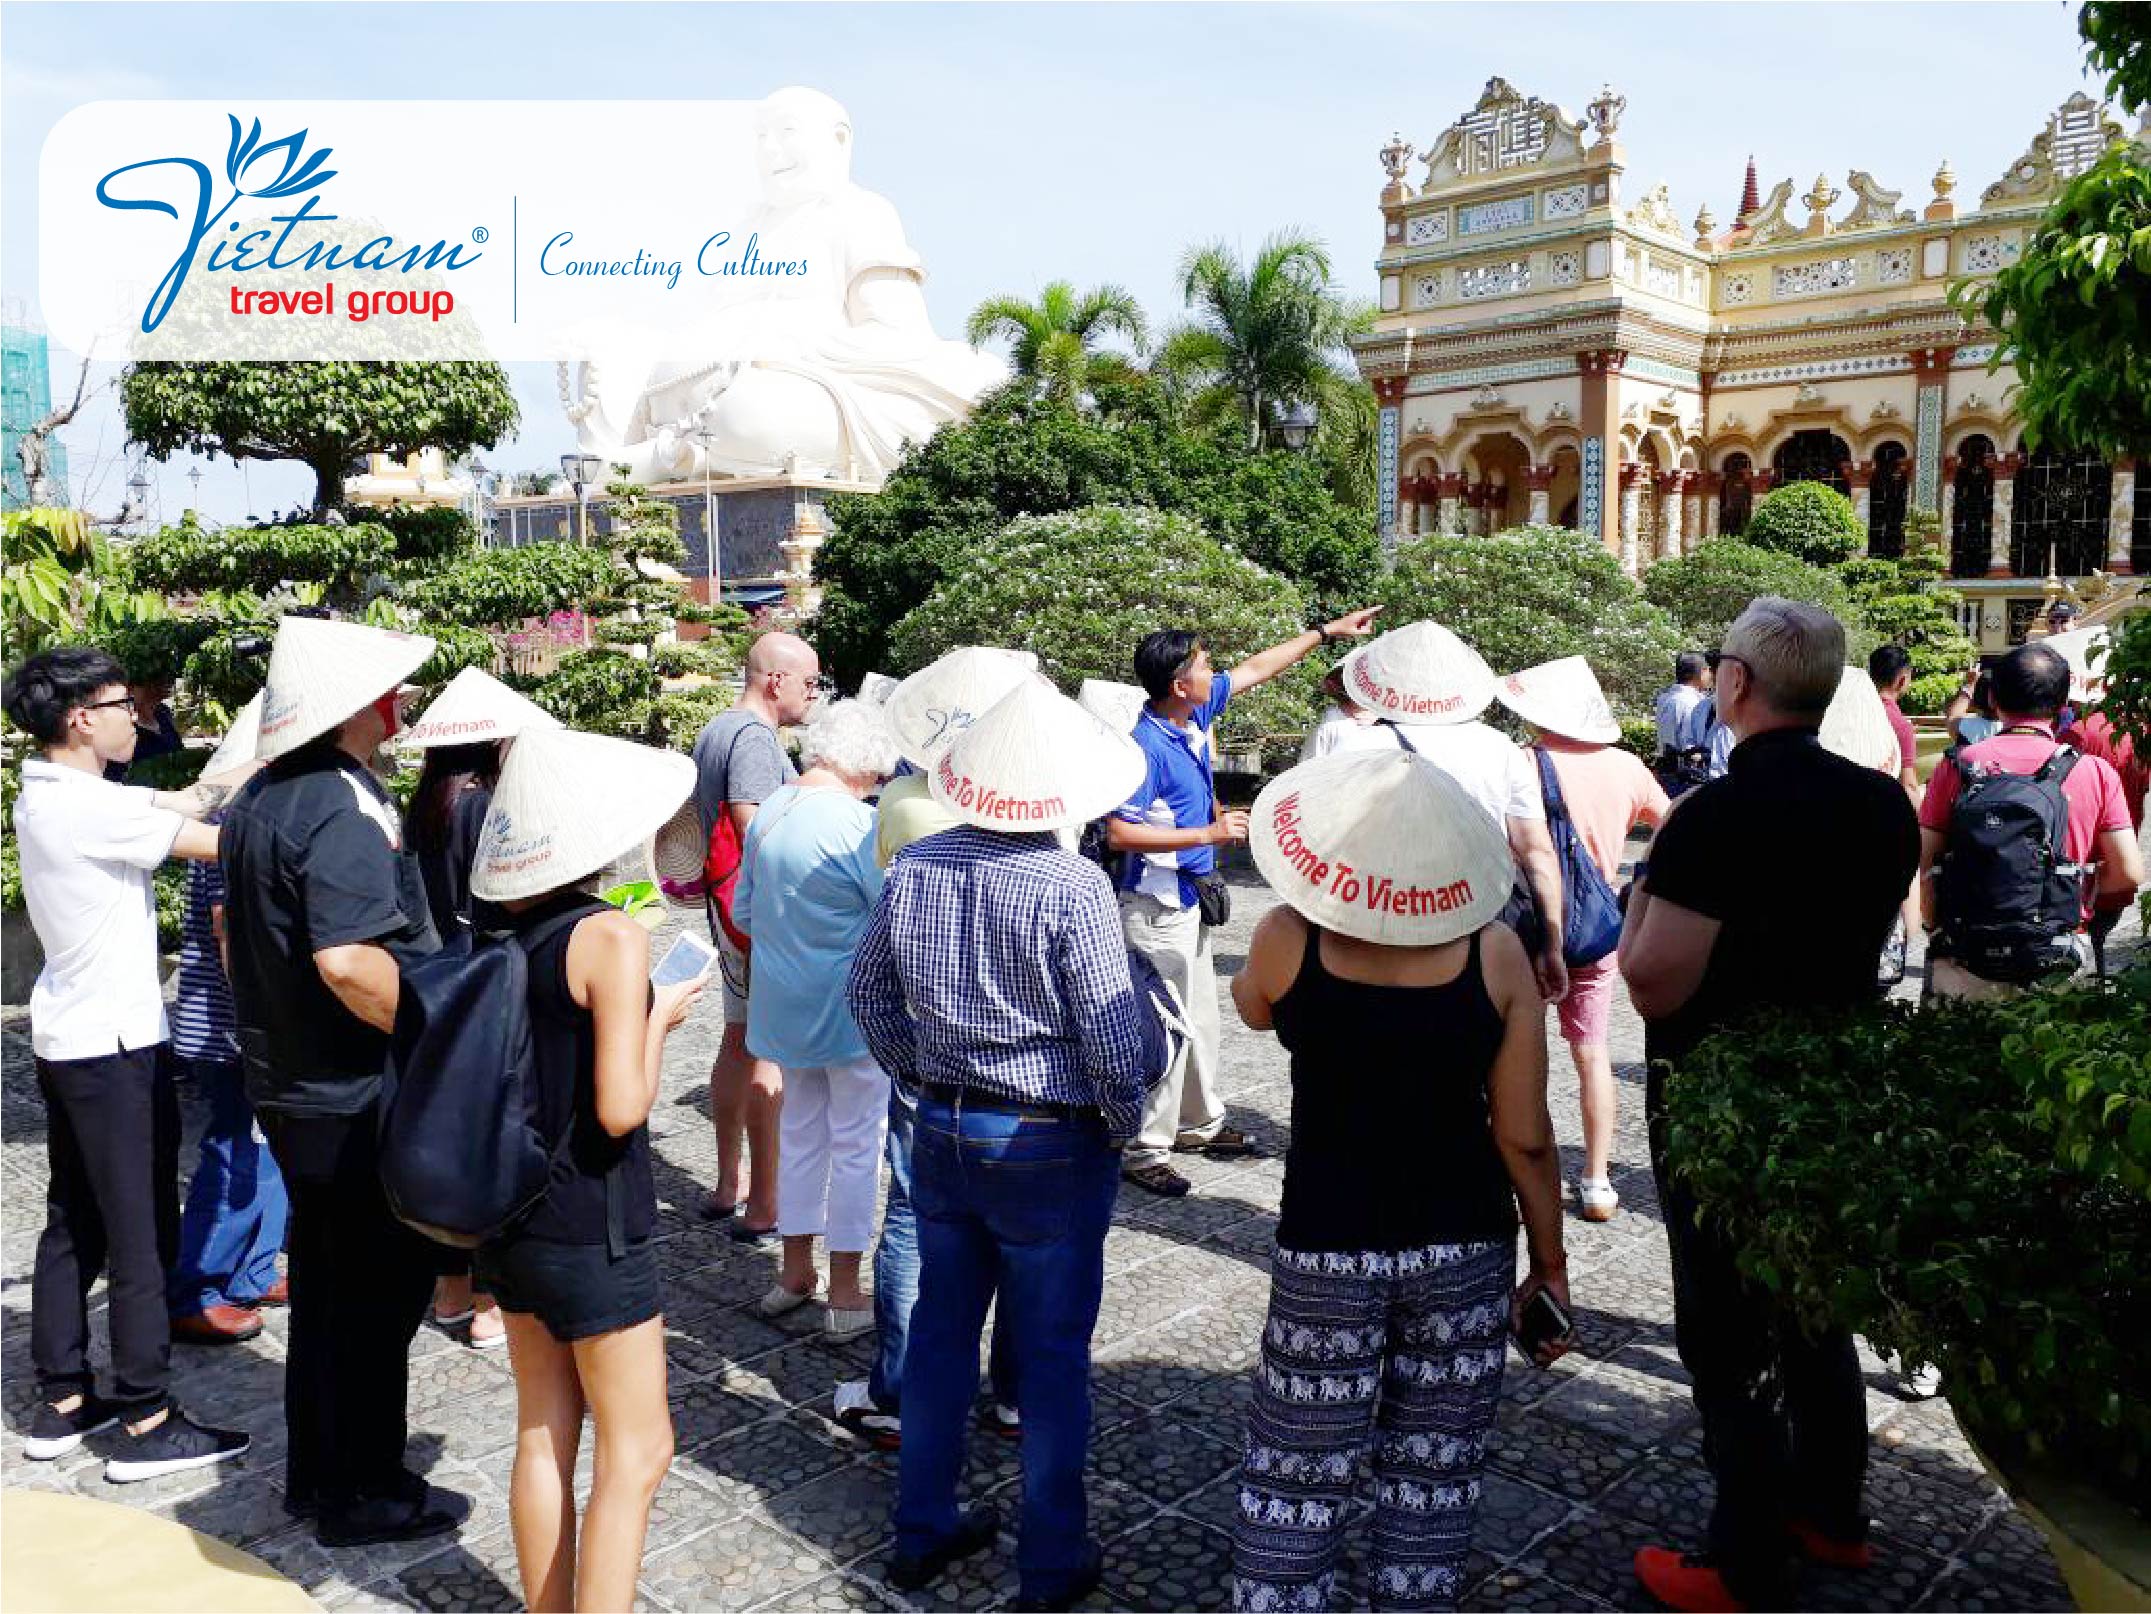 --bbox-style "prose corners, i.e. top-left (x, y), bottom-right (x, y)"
top-left (1226, 748), bottom-right (1573, 1613)
top-left (464, 729), bottom-right (707, 1614)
